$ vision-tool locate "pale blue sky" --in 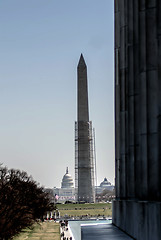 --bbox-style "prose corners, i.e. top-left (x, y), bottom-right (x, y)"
top-left (0, 0), bottom-right (114, 188)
